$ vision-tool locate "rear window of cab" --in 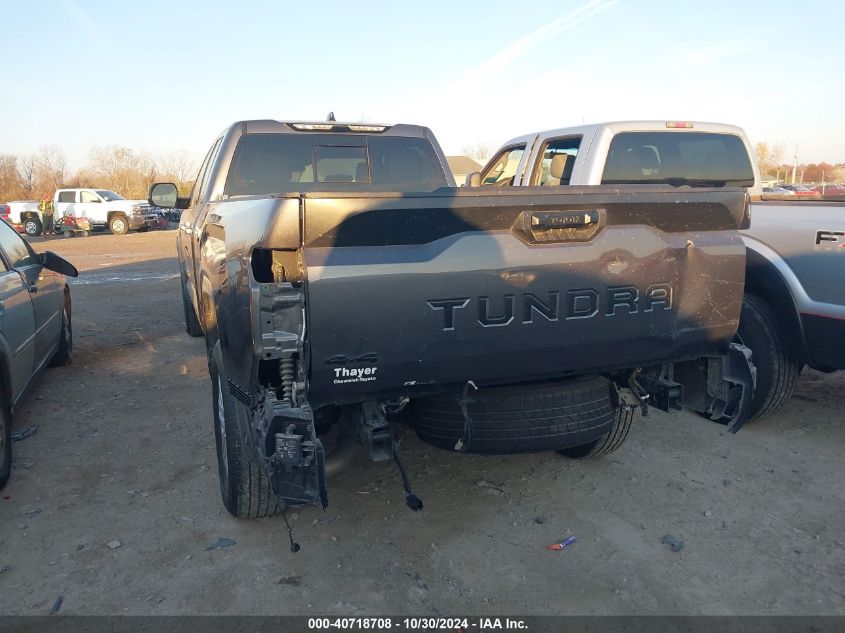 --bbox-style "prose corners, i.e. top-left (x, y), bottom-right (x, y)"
top-left (224, 133), bottom-right (449, 196)
top-left (601, 131), bottom-right (755, 187)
